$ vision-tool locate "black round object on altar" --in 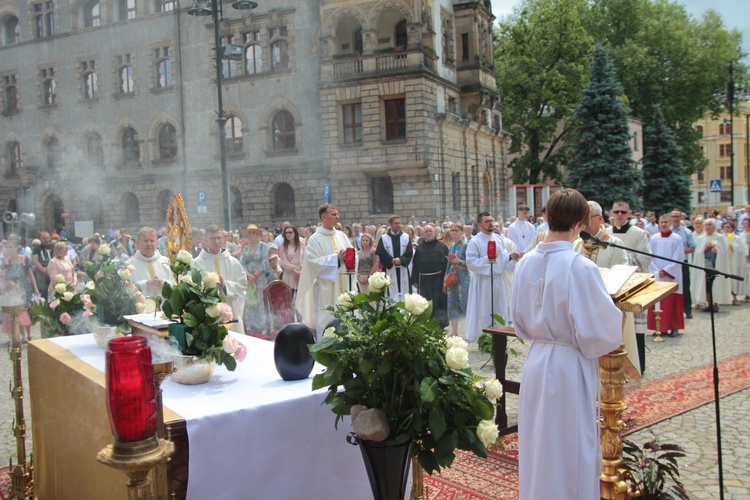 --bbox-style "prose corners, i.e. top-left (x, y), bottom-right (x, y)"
top-left (274, 323), bottom-right (315, 381)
